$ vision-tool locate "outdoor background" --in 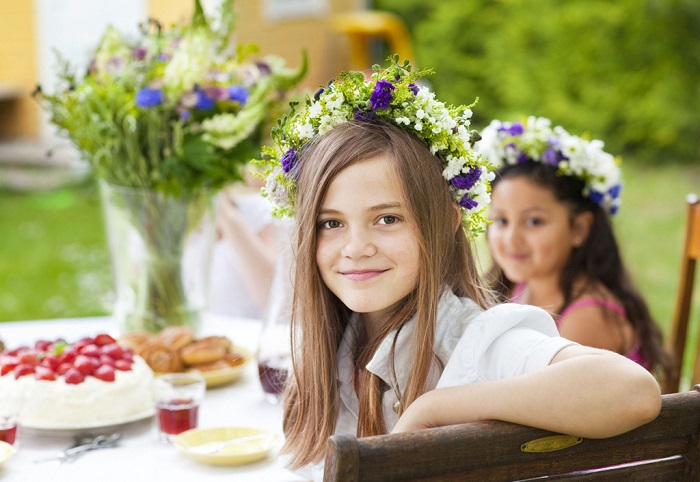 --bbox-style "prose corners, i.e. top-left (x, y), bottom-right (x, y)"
top-left (1, 0), bottom-right (698, 356)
